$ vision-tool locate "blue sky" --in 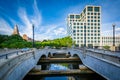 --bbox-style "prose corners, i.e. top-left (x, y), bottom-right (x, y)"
top-left (0, 0), bottom-right (120, 40)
